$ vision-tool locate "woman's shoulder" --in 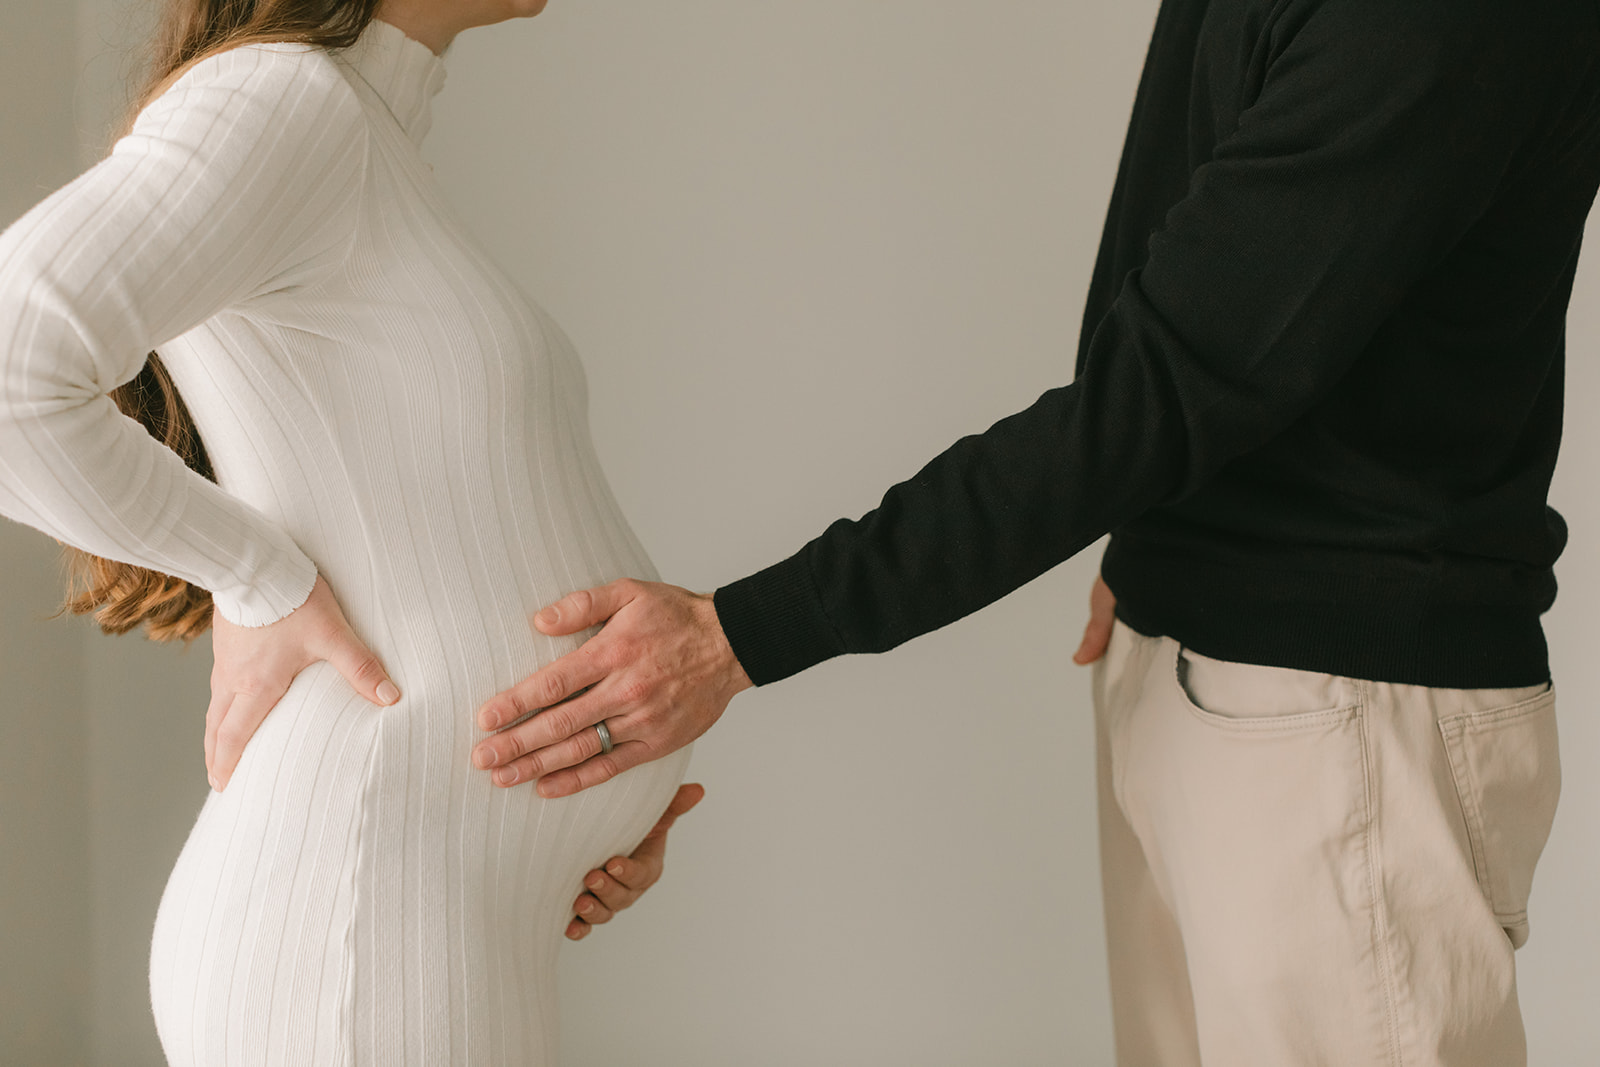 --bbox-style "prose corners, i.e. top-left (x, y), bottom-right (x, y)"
top-left (139, 40), bottom-right (366, 141)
